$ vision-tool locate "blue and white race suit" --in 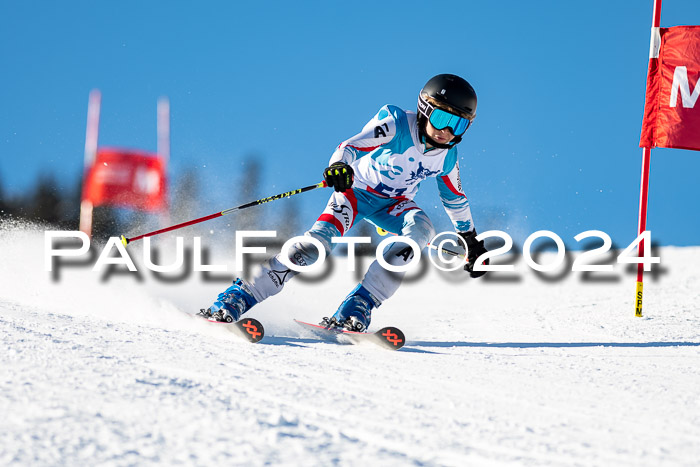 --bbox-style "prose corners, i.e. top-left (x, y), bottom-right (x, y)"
top-left (243, 105), bottom-right (477, 306)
